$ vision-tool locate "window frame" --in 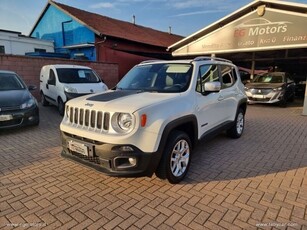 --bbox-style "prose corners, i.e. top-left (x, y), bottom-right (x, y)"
top-left (219, 64), bottom-right (237, 89)
top-left (196, 64), bottom-right (220, 94)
